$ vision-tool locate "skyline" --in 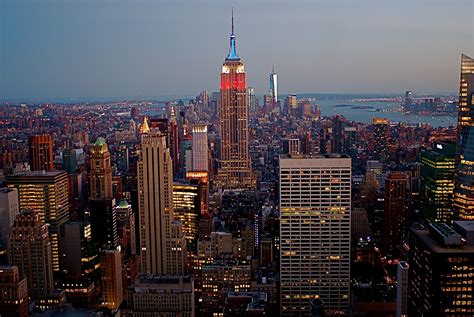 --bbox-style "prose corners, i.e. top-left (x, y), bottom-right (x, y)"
top-left (1, 0), bottom-right (473, 100)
